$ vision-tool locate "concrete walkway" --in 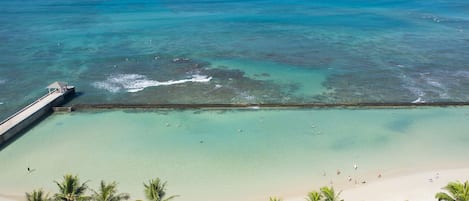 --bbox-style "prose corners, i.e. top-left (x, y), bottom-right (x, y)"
top-left (0, 91), bottom-right (63, 135)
